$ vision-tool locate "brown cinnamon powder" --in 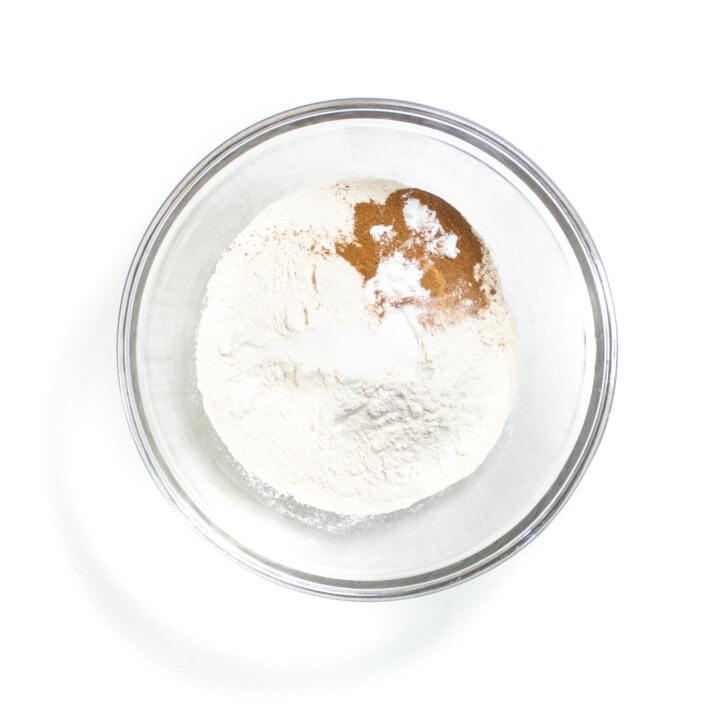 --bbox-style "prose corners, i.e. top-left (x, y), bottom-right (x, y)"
top-left (336, 188), bottom-right (497, 321)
